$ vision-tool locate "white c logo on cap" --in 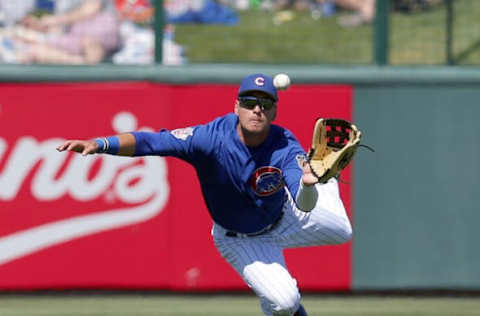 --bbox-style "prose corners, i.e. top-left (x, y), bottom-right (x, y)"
top-left (254, 77), bottom-right (265, 86)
